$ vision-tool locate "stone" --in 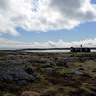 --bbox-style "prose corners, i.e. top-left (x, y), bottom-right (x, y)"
top-left (24, 67), bottom-right (38, 78)
top-left (0, 60), bottom-right (21, 68)
top-left (44, 68), bottom-right (55, 74)
top-left (67, 58), bottom-right (77, 62)
top-left (71, 69), bottom-right (85, 76)
top-left (0, 67), bottom-right (37, 82)
top-left (92, 69), bottom-right (96, 72)
top-left (63, 73), bottom-right (72, 77)
top-left (79, 68), bottom-right (84, 70)
top-left (50, 61), bottom-right (56, 66)
top-left (58, 61), bottom-right (69, 68)
top-left (24, 67), bottom-right (34, 75)
top-left (17, 80), bottom-right (28, 85)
